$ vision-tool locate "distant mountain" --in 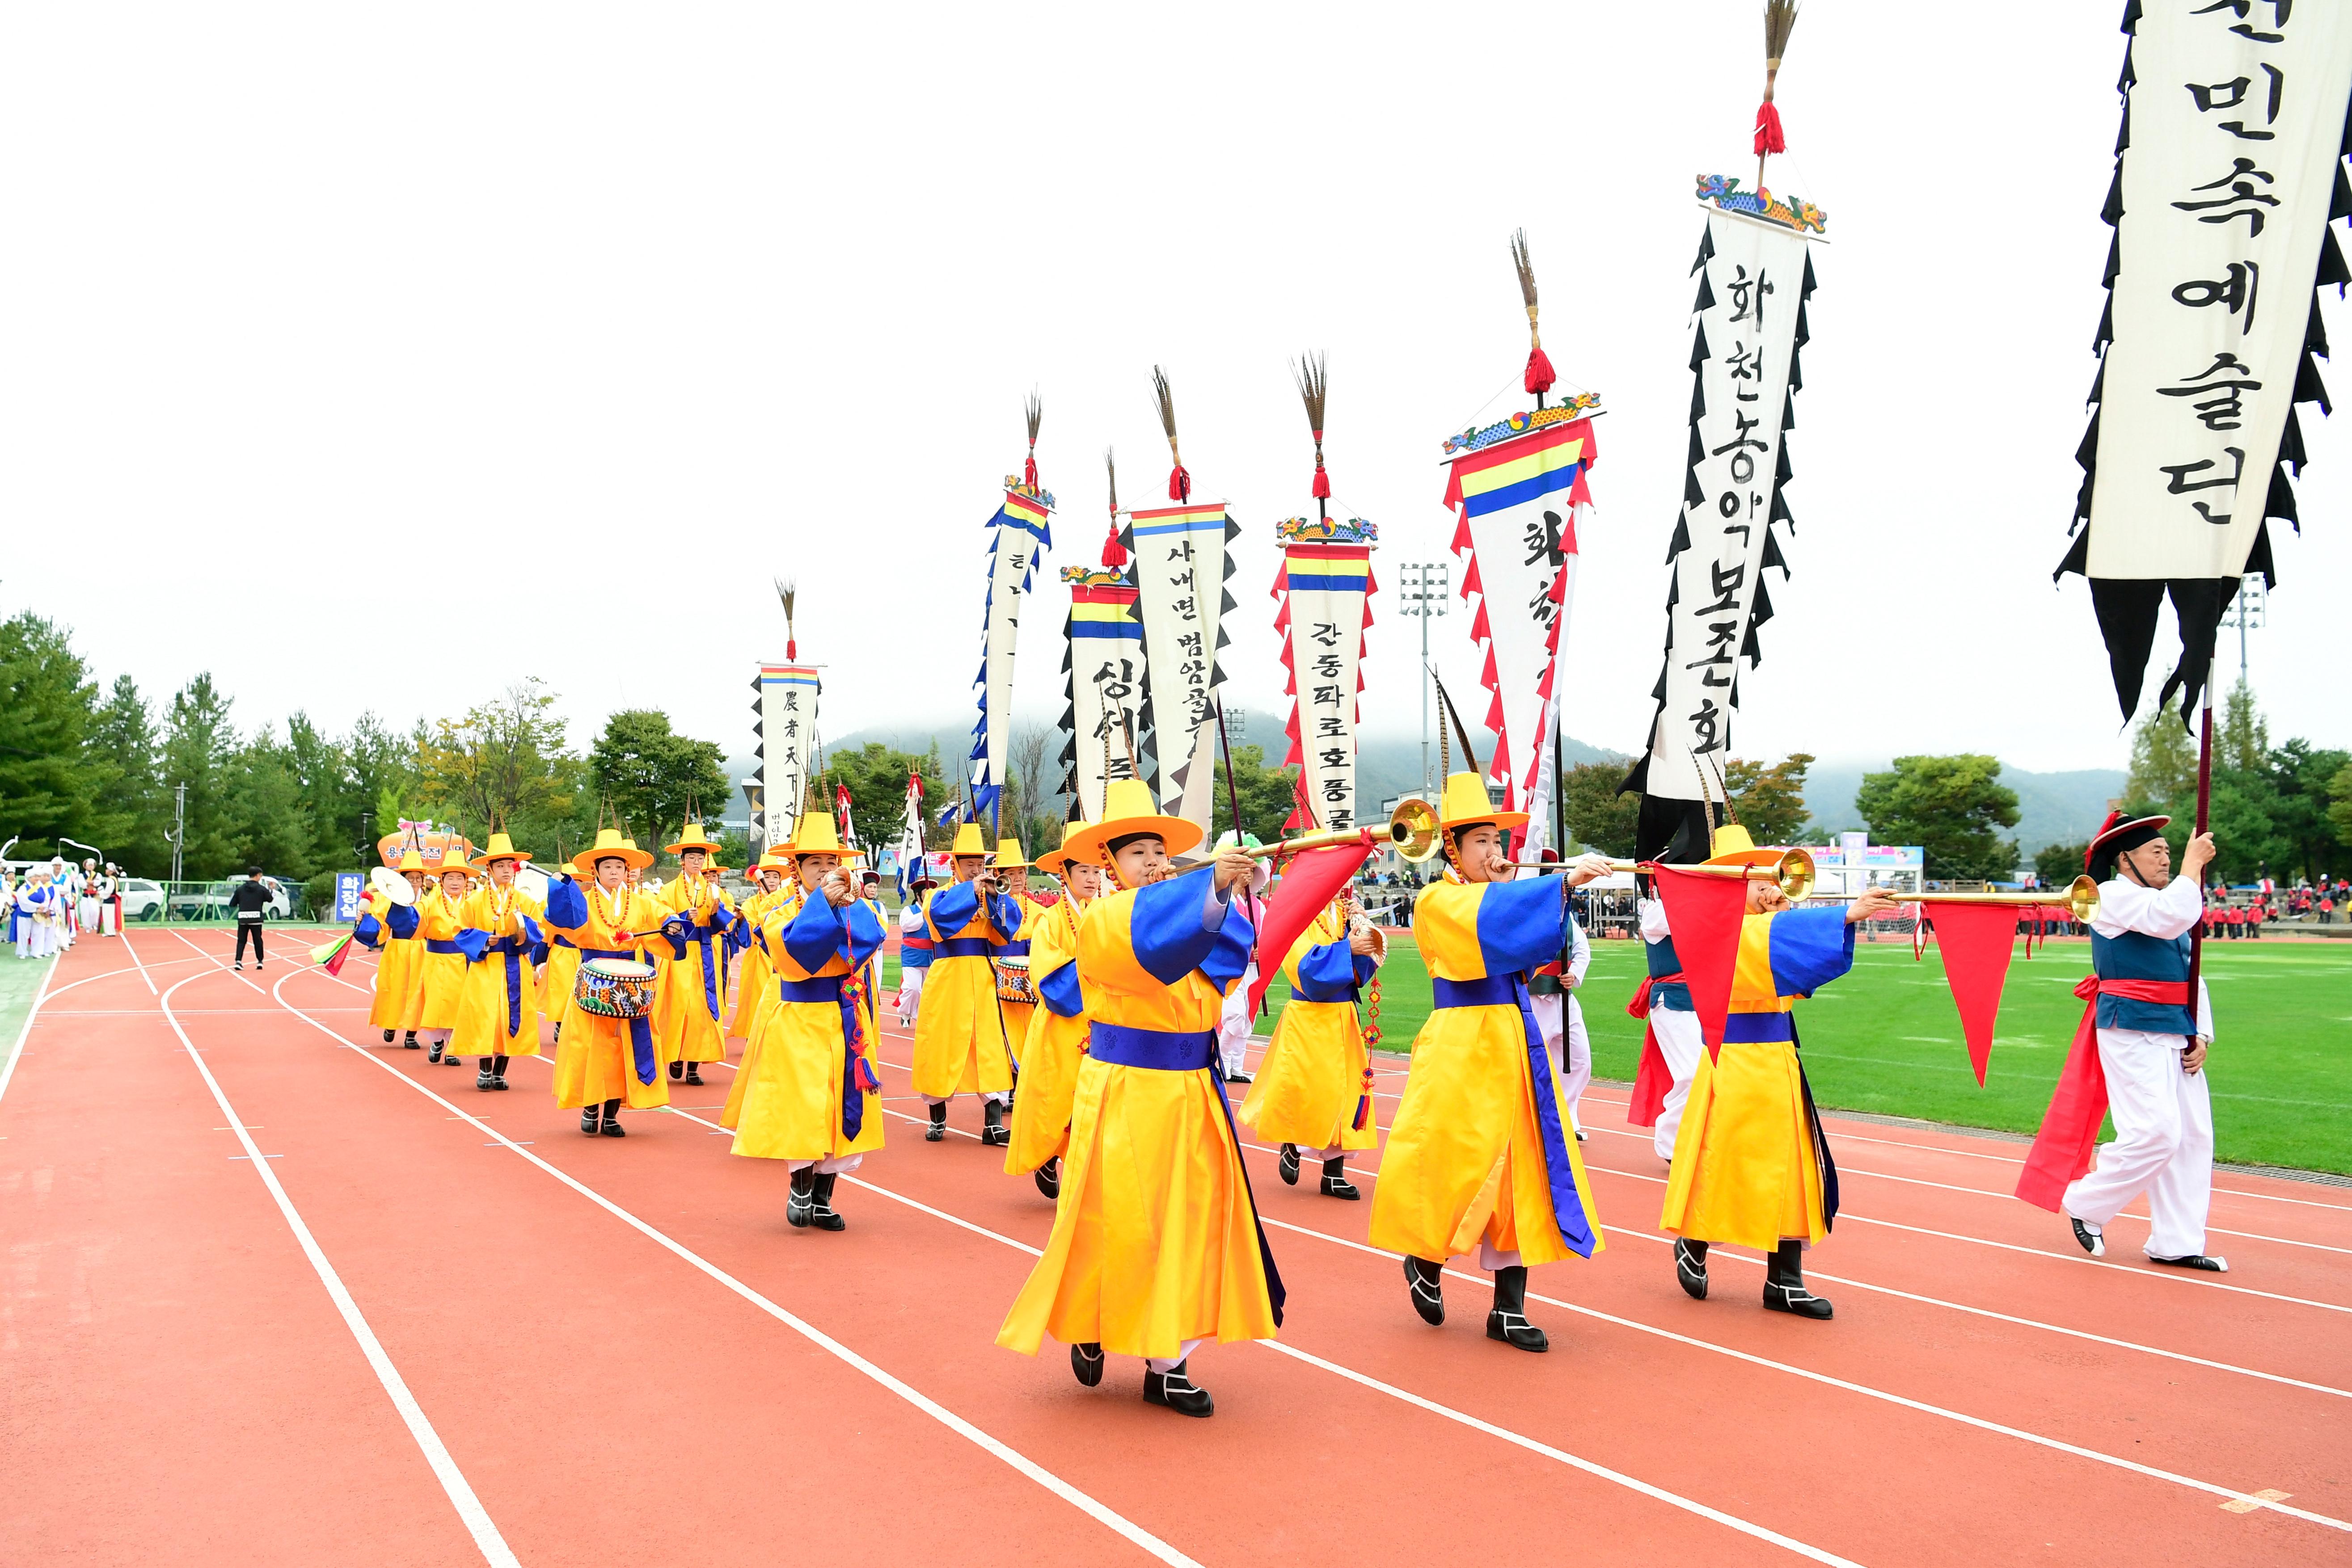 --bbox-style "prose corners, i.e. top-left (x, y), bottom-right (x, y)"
top-left (1803, 762), bottom-right (2125, 857)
